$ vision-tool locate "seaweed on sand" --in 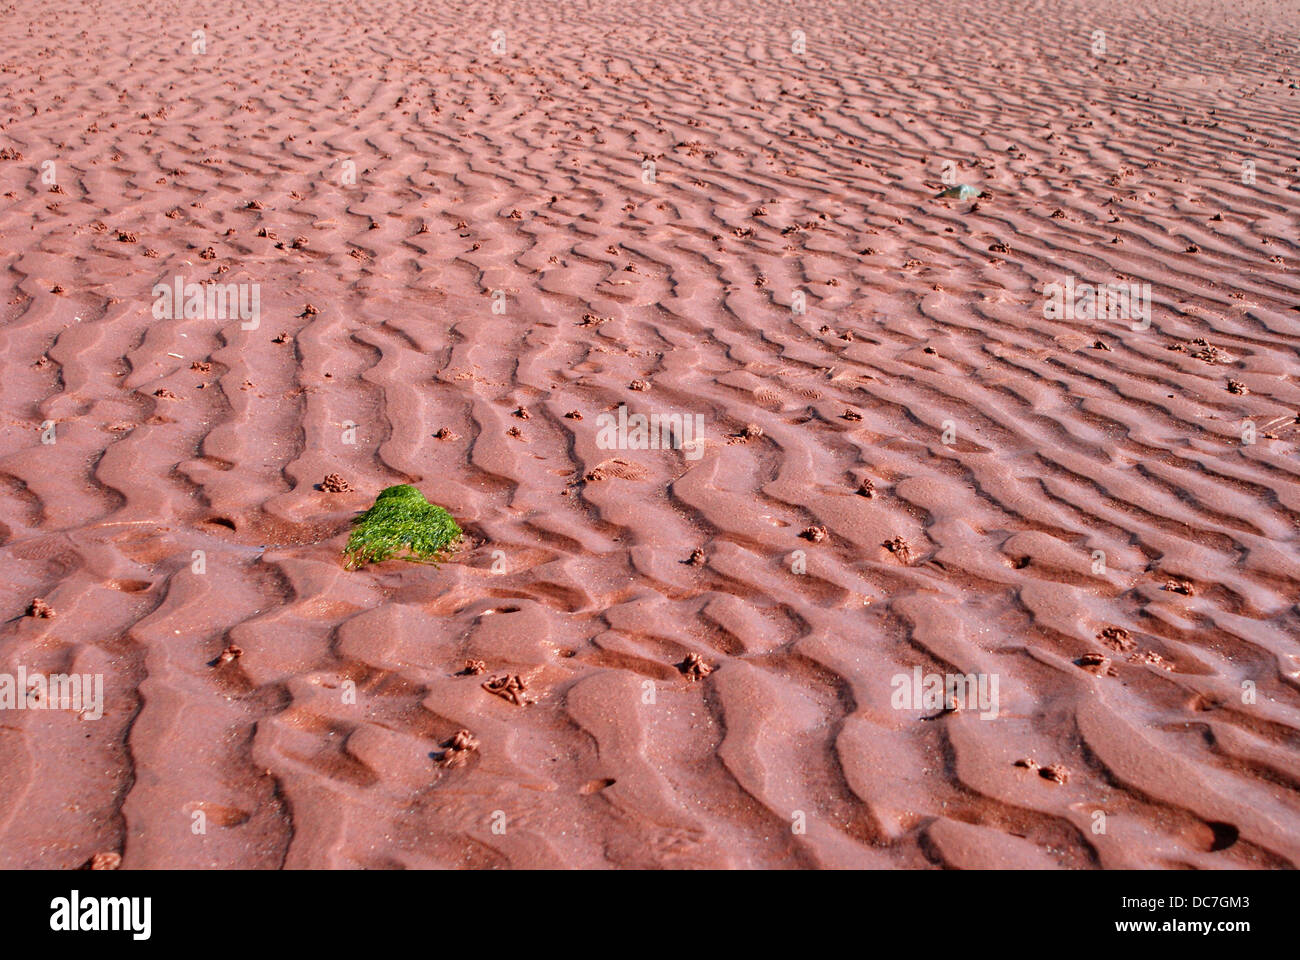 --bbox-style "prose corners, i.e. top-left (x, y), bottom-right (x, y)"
top-left (342, 484), bottom-right (462, 569)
